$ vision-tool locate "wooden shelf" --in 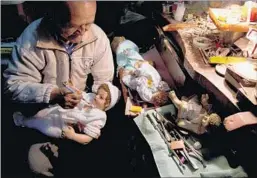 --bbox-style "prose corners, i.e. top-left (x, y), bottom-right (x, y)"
top-left (209, 8), bottom-right (257, 32)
